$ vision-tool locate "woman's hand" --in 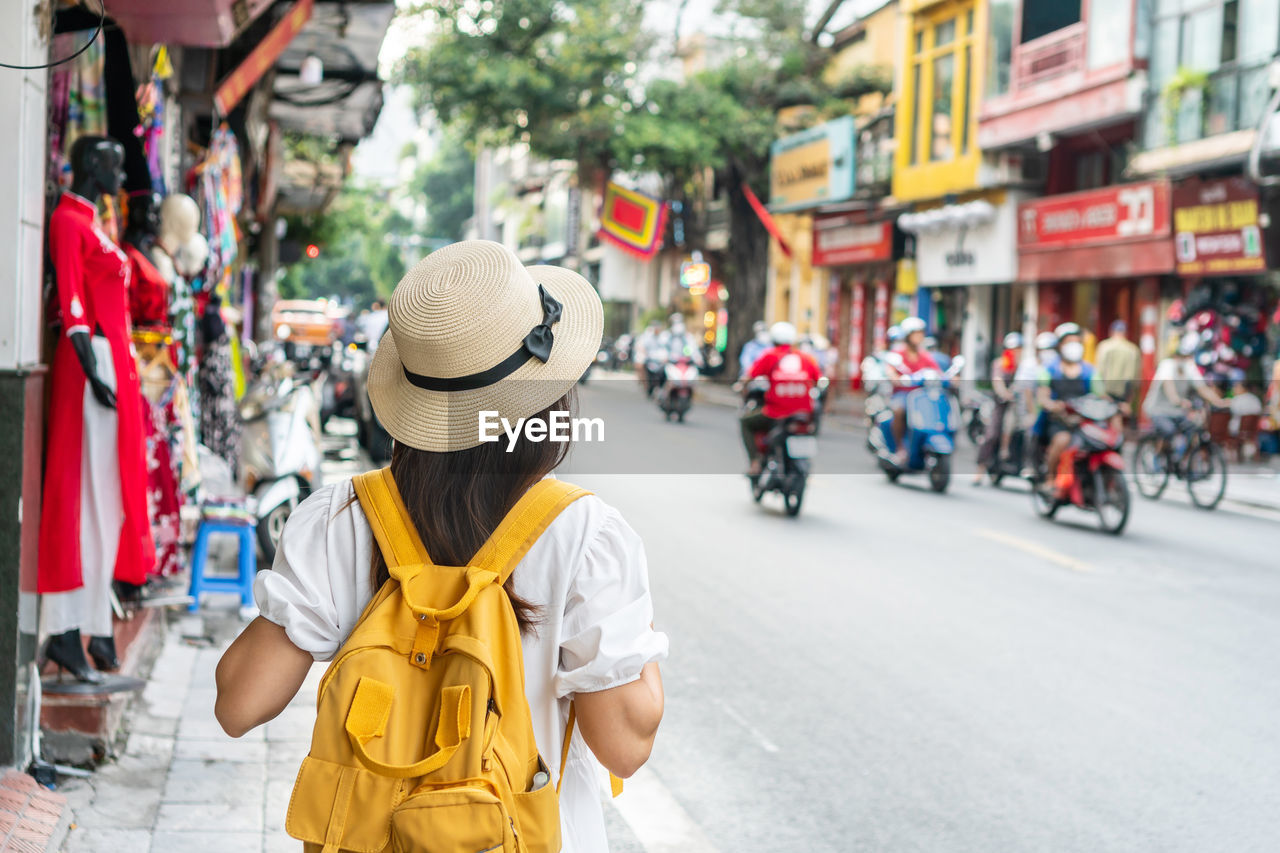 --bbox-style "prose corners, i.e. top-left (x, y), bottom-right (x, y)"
top-left (573, 662), bottom-right (664, 779)
top-left (215, 617), bottom-right (314, 738)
